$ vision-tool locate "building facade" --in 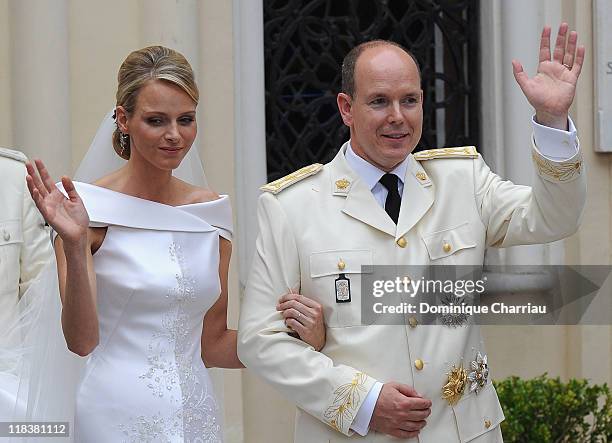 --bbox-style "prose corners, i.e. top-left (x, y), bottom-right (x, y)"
top-left (0, 1), bottom-right (609, 441)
